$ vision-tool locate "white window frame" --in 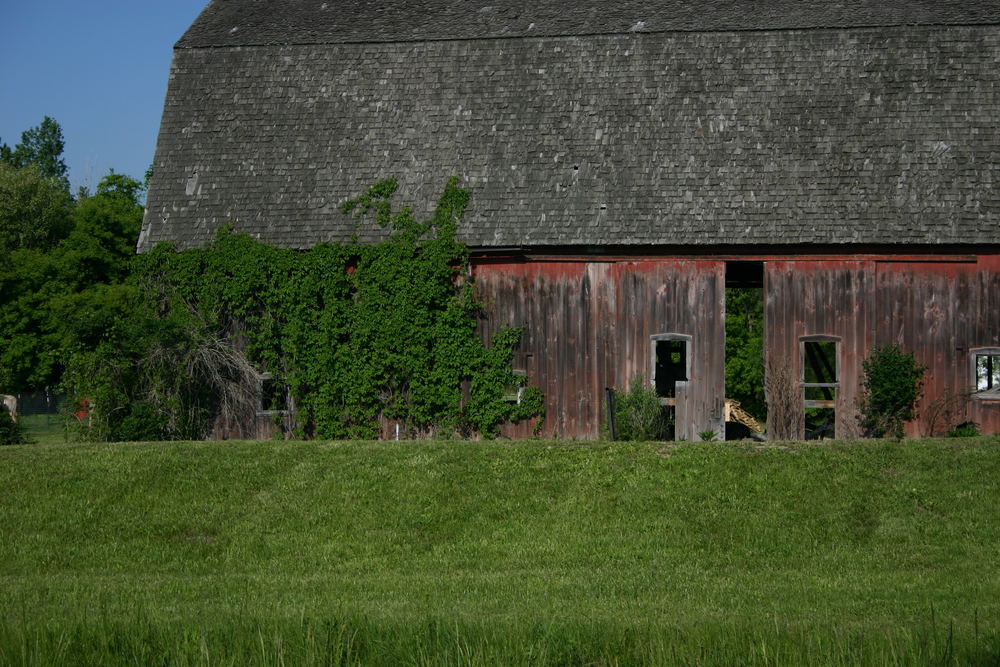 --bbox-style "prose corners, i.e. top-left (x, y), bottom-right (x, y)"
top-left (970, 347), bottom-right (1000, 400)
